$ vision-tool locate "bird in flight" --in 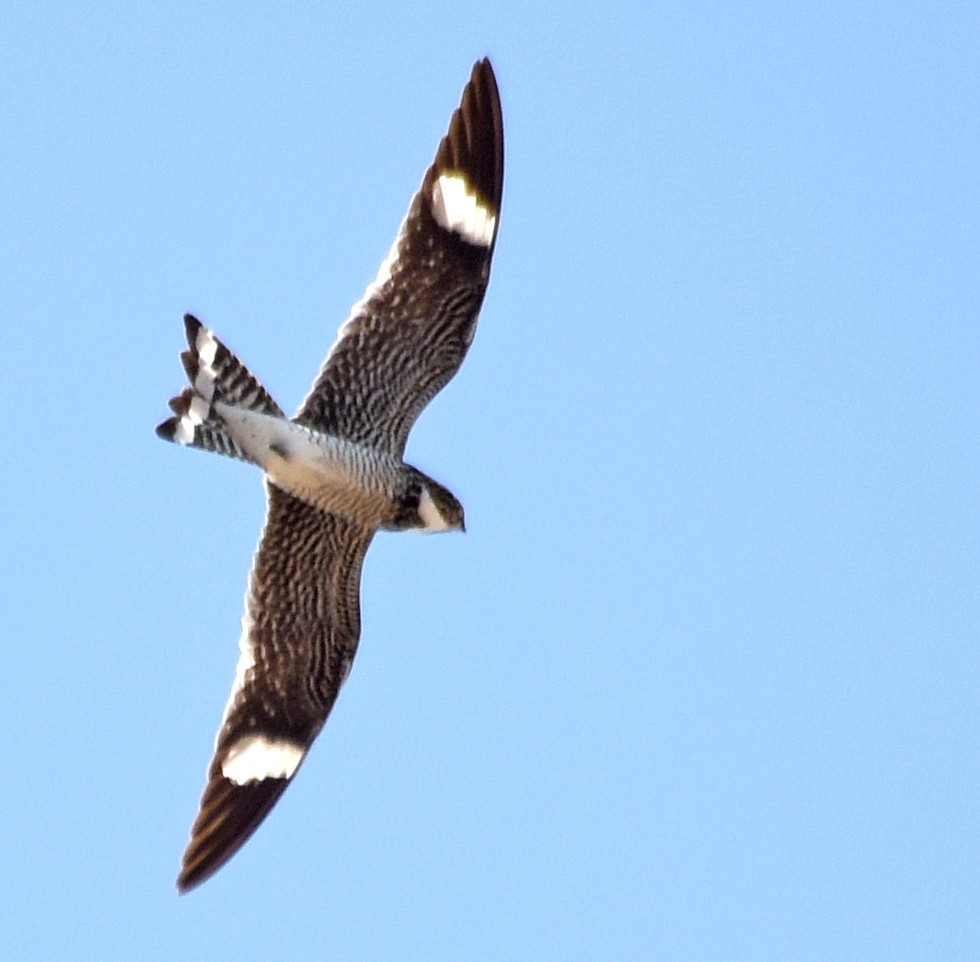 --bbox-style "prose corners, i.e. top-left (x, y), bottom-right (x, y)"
top-left (156, 59), bottom-right (503, 893)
